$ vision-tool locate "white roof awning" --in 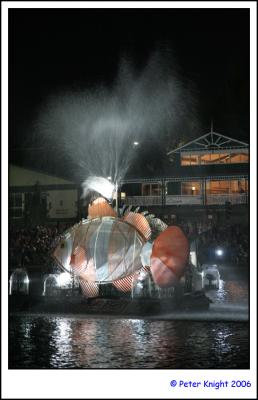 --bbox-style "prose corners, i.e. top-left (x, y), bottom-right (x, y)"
top-left (167, 130), bottom-right (249, 155)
